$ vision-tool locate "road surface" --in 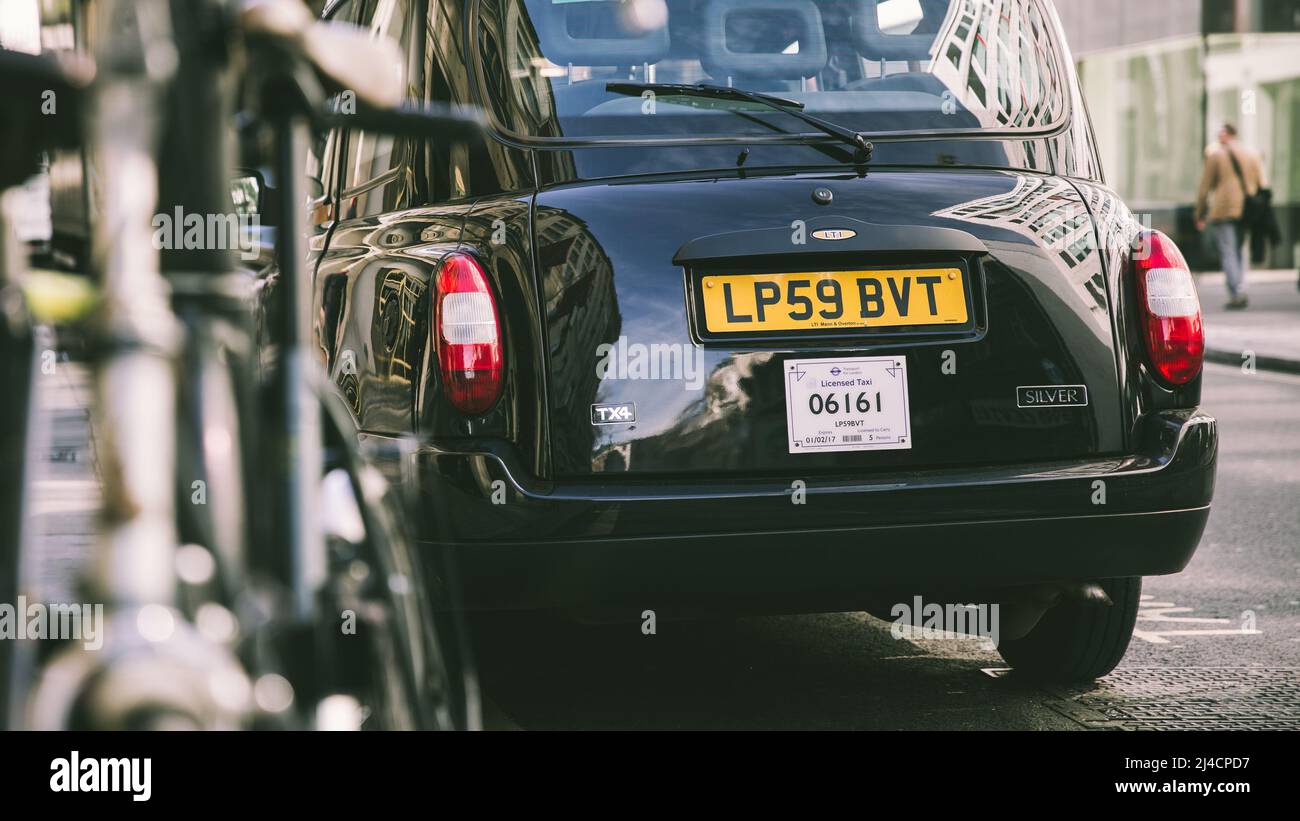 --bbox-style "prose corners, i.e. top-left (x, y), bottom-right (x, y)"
top-left (472, 363), bottom-right (1300, 730)
top-left (22, 361), bottom-right (1300, 729)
